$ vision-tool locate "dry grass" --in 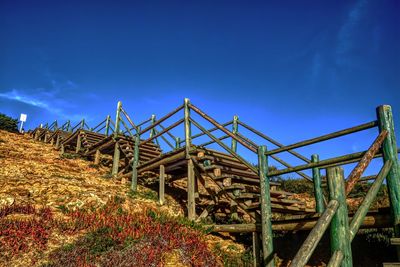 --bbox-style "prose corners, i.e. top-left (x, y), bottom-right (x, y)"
top-left (0, 130), bottom-right (246, 266)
